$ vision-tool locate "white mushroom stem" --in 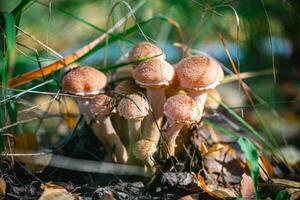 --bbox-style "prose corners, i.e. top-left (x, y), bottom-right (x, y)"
top-left (142, 88), bottom-right (165, 144)
top-left (76, 98), bottom-right (94, 124)
top-left (187, 90), bottom-right (208, 115)
top-left (91, 116), bottom-right (128, 164)
top-left (163, 123), bottom-right (184, 158)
